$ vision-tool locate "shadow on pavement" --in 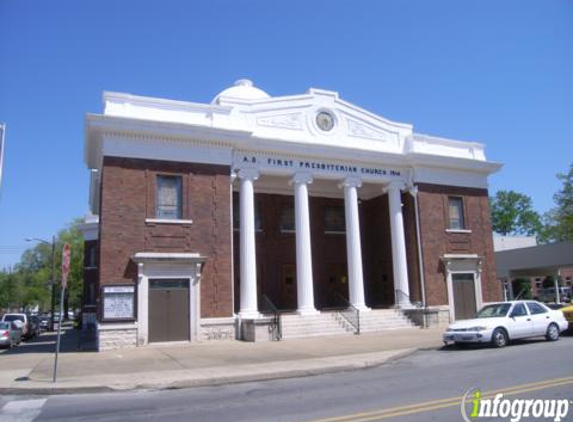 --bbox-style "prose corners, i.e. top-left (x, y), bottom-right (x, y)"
top-left (439, 335), bottom-right (571, 352)
top-left (1, 327), bottom-right (82, 355)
